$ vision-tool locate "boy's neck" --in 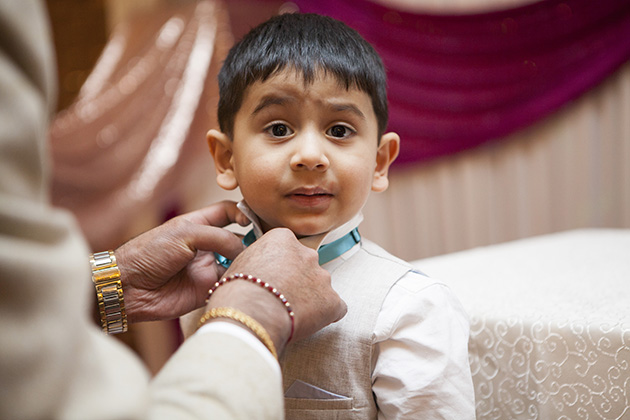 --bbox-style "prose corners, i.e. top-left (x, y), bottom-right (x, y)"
top-left (236, 201), bottom-right (363, 251)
